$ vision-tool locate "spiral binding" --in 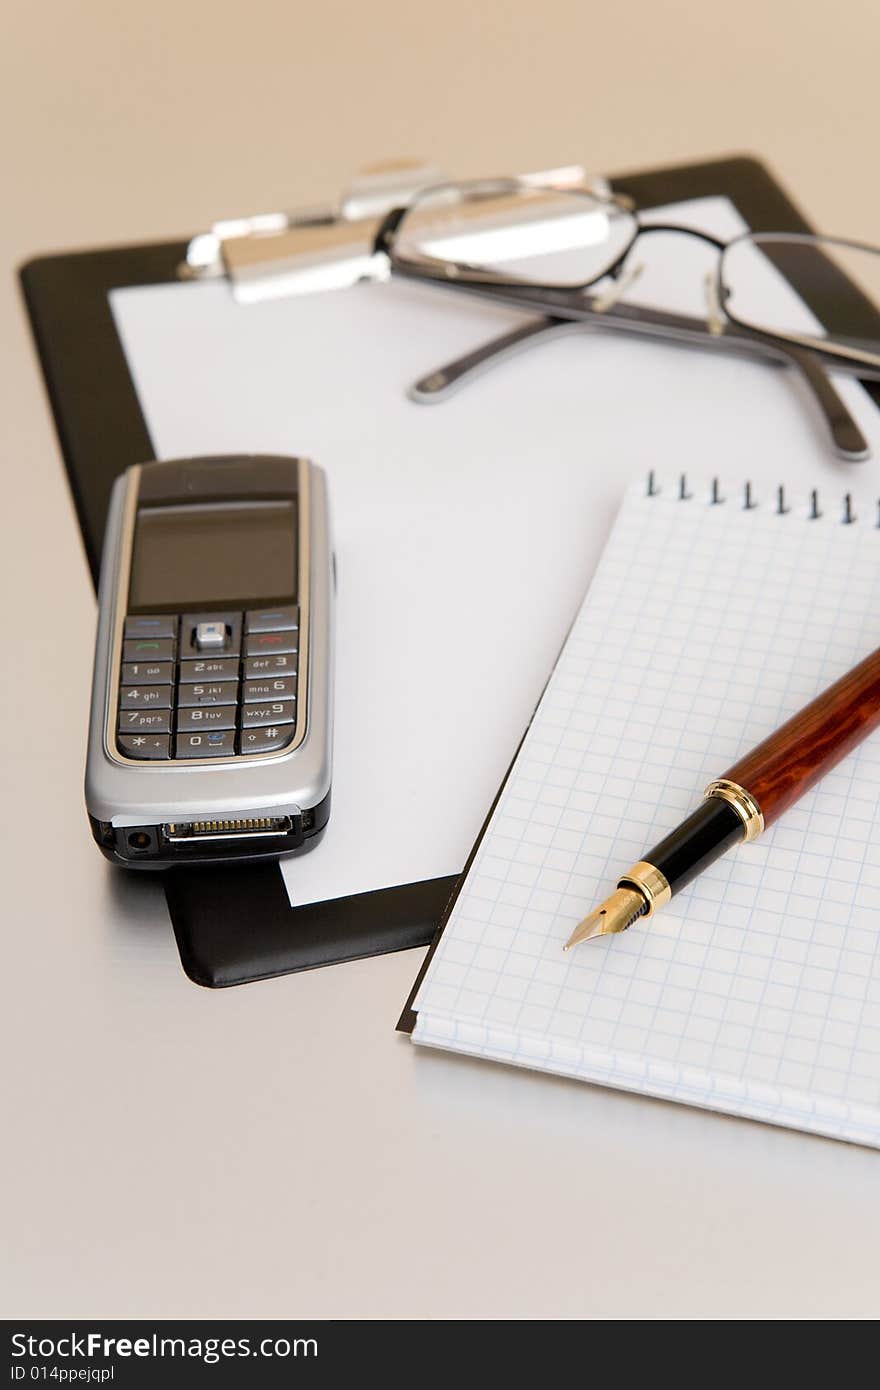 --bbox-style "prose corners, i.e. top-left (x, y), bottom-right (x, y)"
top-left (646, 471), bottom-right (872, 526)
